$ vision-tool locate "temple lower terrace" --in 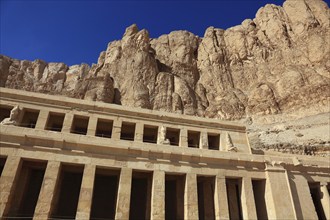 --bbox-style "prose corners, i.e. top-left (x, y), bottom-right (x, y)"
top-left (0, 87), bottom-right (329, 220)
